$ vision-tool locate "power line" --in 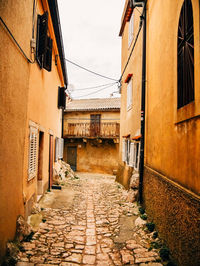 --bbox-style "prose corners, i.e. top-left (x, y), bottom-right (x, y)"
top-left (64, 57), bottom-right (118, 82)
top-left (72, 83), bottom-right (117, 99)
top-left (0, 16), bottom-right (33, 63)
top-left (119, 2), bottom-right (147, 82)
top-left (69, 82), bottom-right (118, 91)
